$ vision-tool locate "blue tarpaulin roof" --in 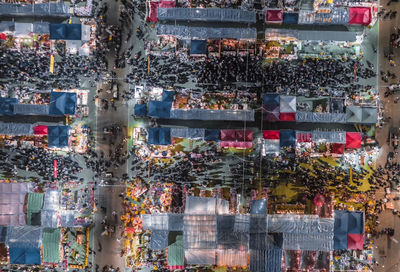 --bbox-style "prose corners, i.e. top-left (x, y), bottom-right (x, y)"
top-left (9, 247), bottom-right (41, 265)
top-left (333, 233), bottom-right (348, 250)
top-left (348, 212), bottom-right (364, 234)
top-left (283, 13), bottom-right (299, 24)
top-left (263, 94), bottom-right (280, 105)
top-left (190, 40), bottom-right (207, 55)
top-left (48, 126), bottom-right (69, 148)
top-left (250, 200), bottom-right (267, 215)
top-left (148, 101), bottom-right (172, 118)
top-left (48, 92), bottom-right (77, 116)
top-left (134, 104), bottom-right (147, 116)
top-left (148, 127), bottom-right (171, 145)
top-left (204, 129), bottom-right (220, 141)
top-left (49, 24), bottom-right (82, 40)
top-left (0, 98), bottom-right (17, 115)
top-left (280, 130), bottom-right (296, 147)
top-left (162, 91), bottom-right (174, 102)
top-left (334, 210), bottom-right (349, 235)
